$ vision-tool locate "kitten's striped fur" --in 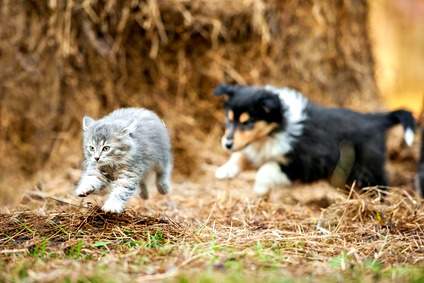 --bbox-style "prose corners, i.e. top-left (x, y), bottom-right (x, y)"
top-left (76, 108), bottom-right (172, 213)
